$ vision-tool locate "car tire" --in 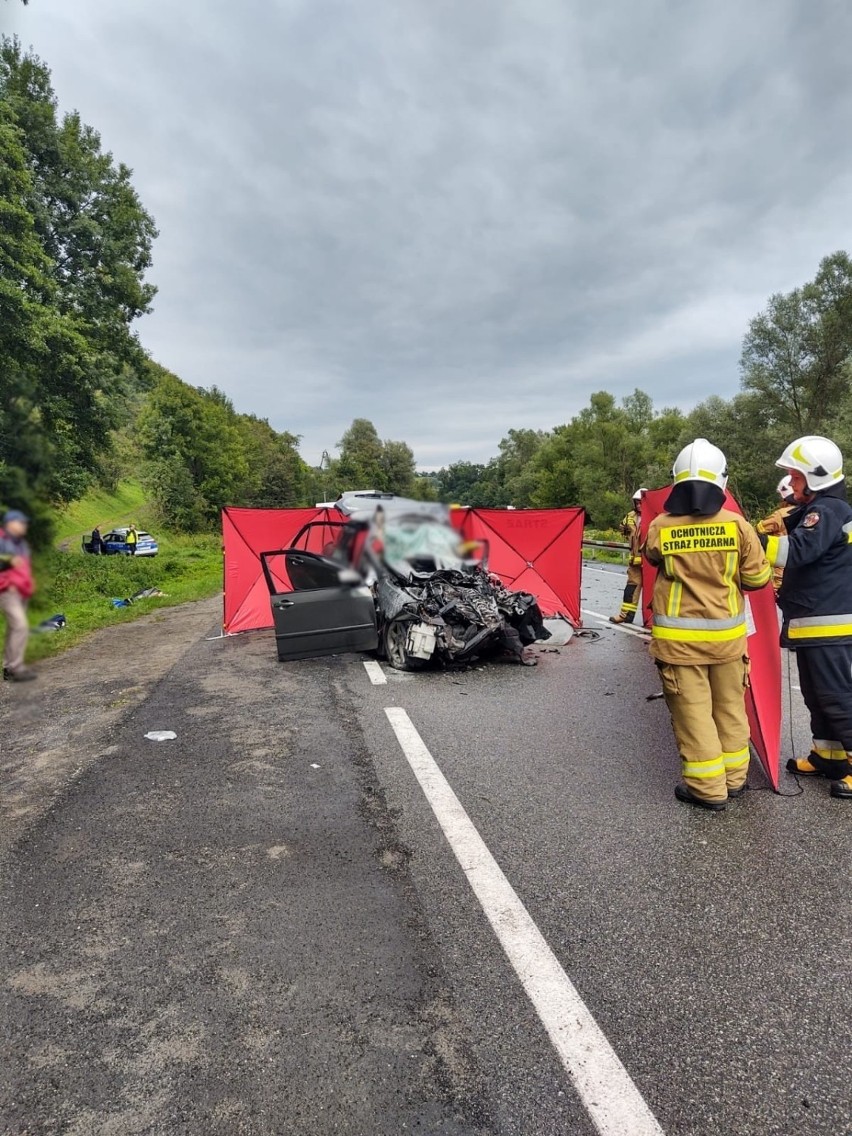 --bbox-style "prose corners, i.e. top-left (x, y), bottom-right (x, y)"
top-left (383, 617), bottom-right (429, 672)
